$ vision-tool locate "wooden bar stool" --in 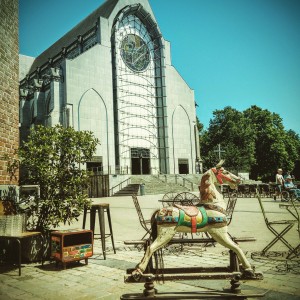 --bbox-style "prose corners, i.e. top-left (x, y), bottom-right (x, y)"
top-left (82, 203), bottom-right (116, 259)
